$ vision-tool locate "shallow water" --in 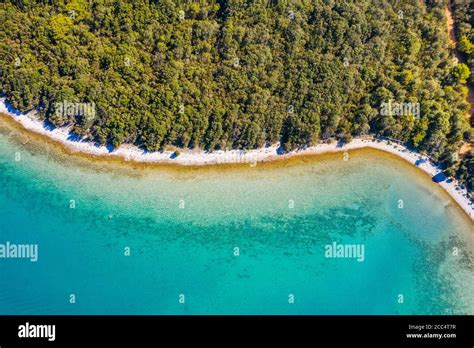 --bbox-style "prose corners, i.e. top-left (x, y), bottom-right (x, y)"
top-left (0, 123), bottom-right (473, 314)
